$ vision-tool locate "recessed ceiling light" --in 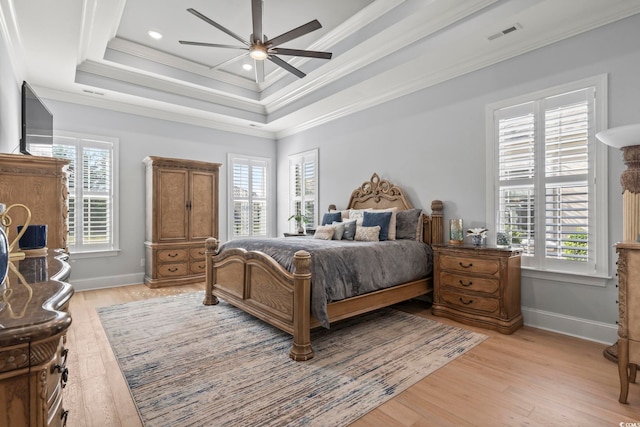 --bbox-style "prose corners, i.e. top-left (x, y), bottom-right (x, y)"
top-left (148, 30), bottom-right (163, 40)
top-left (242, 63), bottom-right (253, 71)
